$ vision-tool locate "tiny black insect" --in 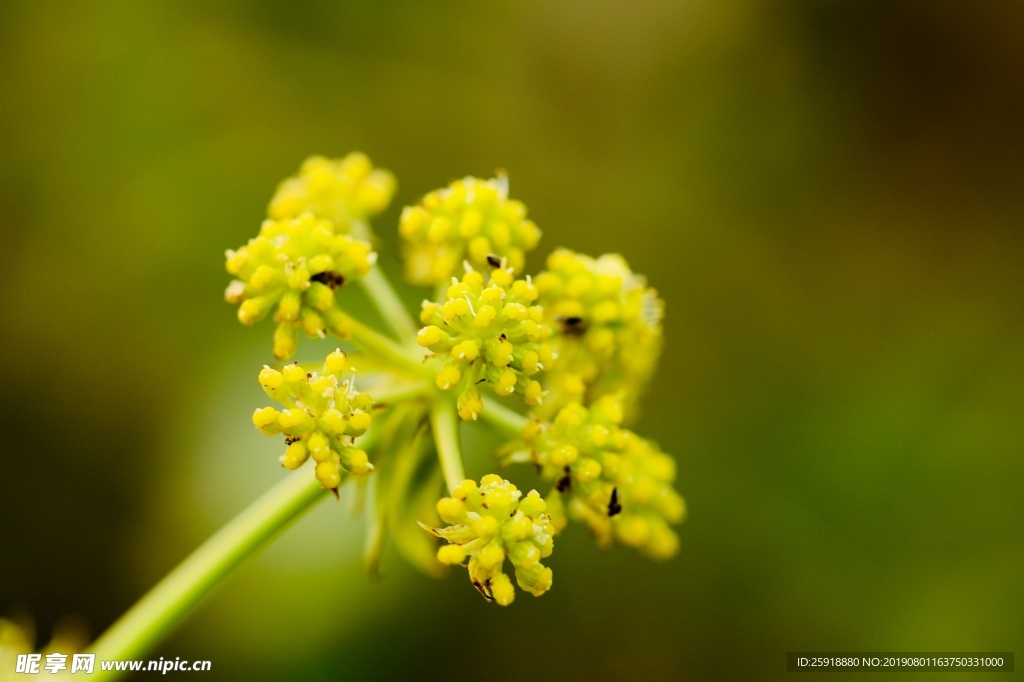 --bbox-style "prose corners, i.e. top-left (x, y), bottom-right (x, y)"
top-left (607, 487), bottom-right (622, 517)
top-left (556, 466), bottom-right (572, 492)
top-left (310, 271), bottom-right (346, 290)
top-left (486, 254), bottom-right (502, 268)
top-left (559, 315), bottom-right (587, 336)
